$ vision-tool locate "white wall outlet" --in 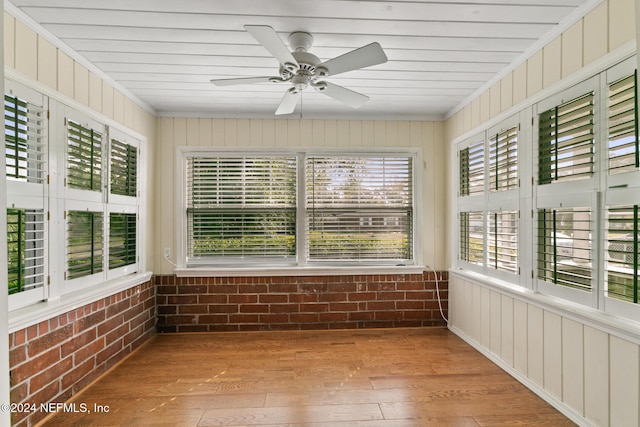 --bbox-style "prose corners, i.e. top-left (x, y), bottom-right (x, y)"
top-left (163, 248), bottom-right (171, 259)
